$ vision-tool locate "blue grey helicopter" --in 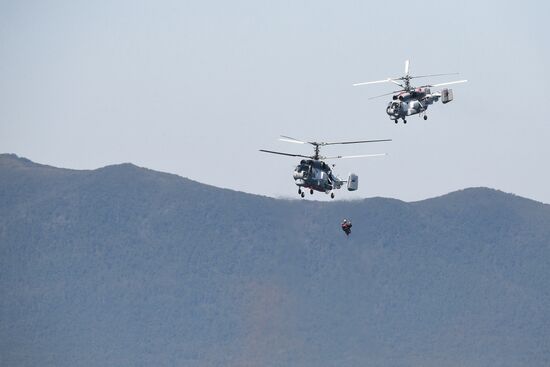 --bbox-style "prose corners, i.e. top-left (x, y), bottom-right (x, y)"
top-left (354, 60), bottom-right (467, 124)
top-left (260, 136), bottom-right (390, 199)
